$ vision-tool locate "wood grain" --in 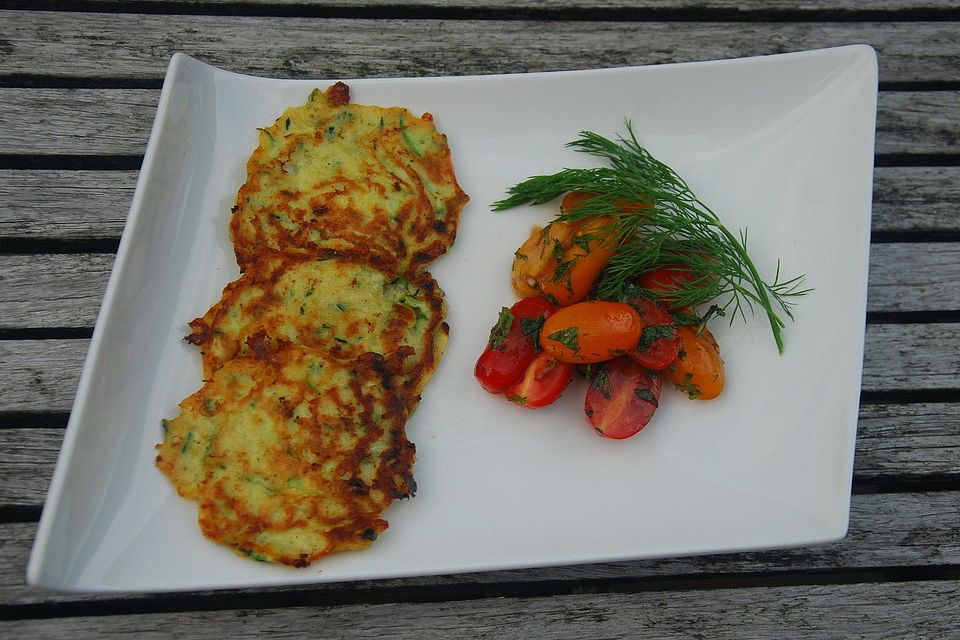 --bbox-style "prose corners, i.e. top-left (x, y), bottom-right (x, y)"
top-left (1, 578), bottom-right (957, 638)
top-left (1, 89), bottom-right (958, 157)
top-left (0, 254), bottom-right (112, 328)
top-left (58, 0), bottom-right (960, 9)
top-left (855, 403), bottom-right (960, 476)
top-left (2, 167), bottom-right (958, 241)
top-left (1, 2), bottom-right (958, 637)
top-left (2, 12), bottom-right (959, 83)
top-left (2, 491), bottom-right (958, 606)
top-left (0, 170), bottom-right (135, 240)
